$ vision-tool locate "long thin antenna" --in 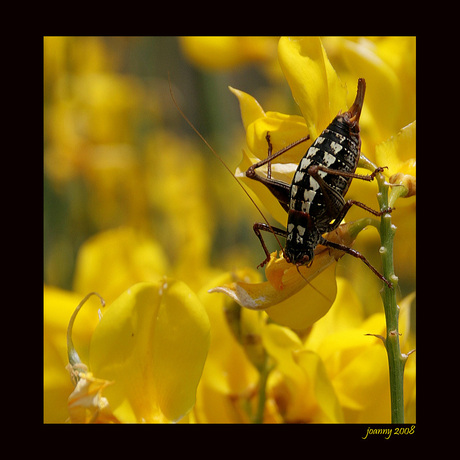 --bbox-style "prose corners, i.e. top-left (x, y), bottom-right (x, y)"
top-left (168, 75), bottom-right (286, 256)
top-left (295, 264), bottom-right (334, 303)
